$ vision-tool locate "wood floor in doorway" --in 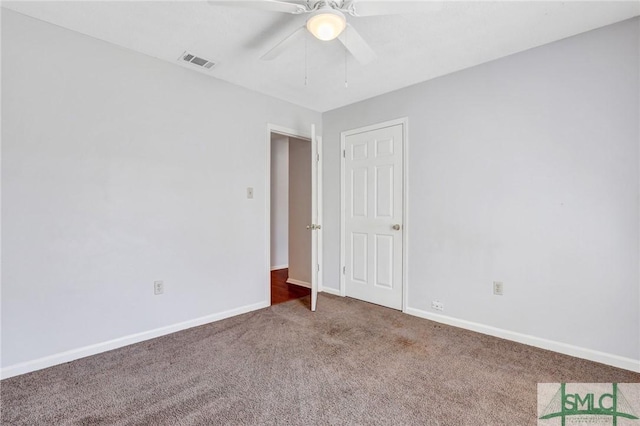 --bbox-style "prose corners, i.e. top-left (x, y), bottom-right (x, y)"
top-left (271, 268), bottom-right (310, 305)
